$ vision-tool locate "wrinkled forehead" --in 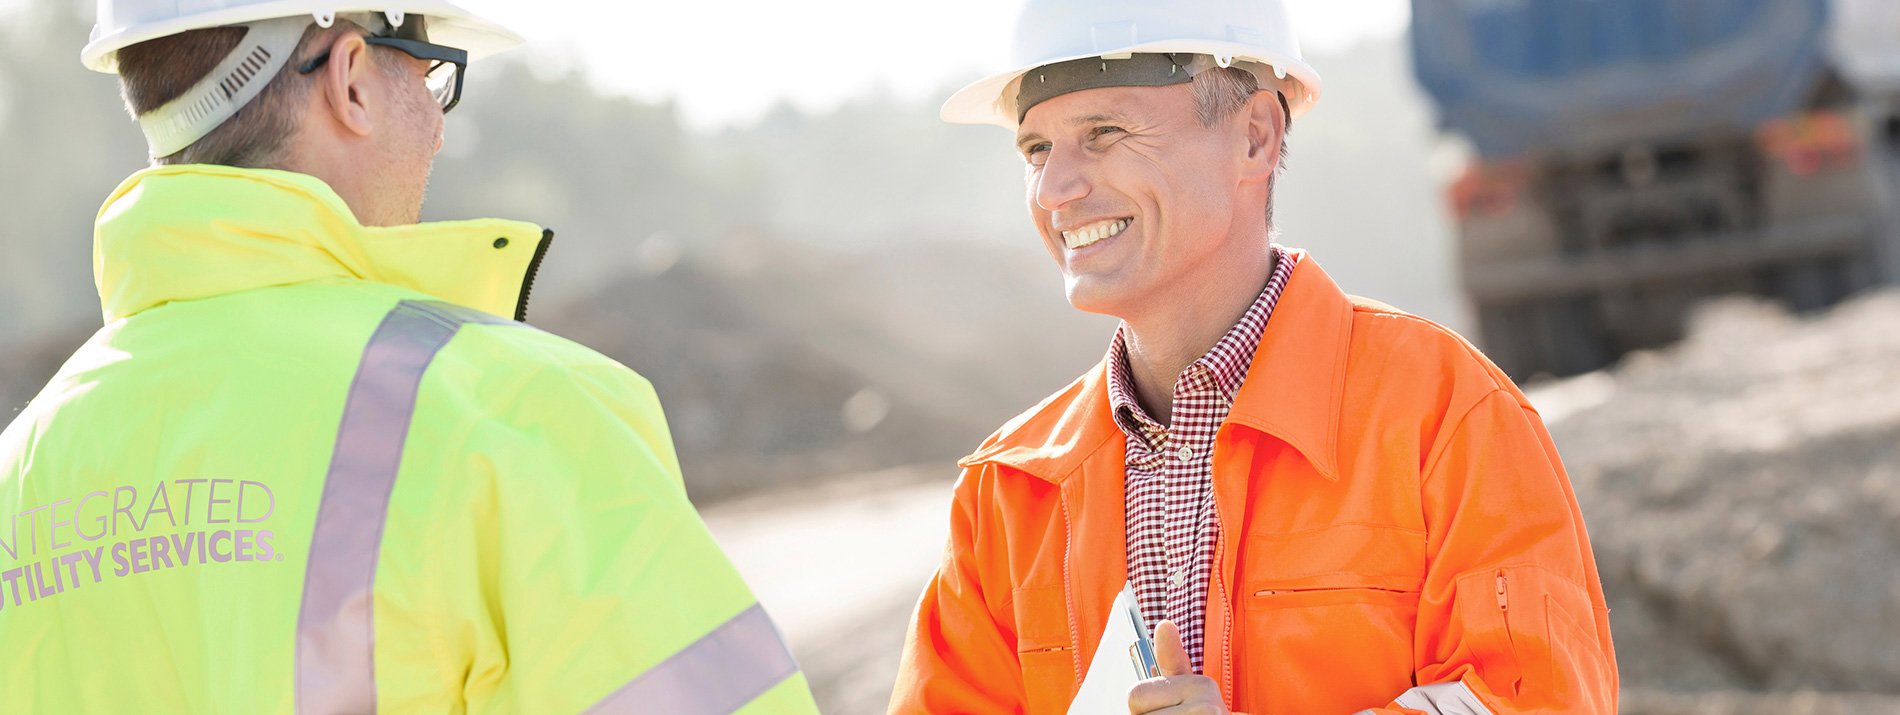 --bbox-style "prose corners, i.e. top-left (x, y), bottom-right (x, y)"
top-left (1013, 90), bottom-right (1152, 141)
